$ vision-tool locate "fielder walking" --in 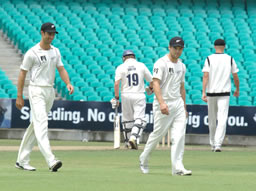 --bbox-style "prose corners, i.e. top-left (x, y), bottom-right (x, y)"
top-left (111, 50), bottom-right (153, 149)
top-left (202, 39), bottom-right (239, 152)
top-left (15, 22), bottom-right (74, 171)
top-left (140, 37), bottom-right (192, 176)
